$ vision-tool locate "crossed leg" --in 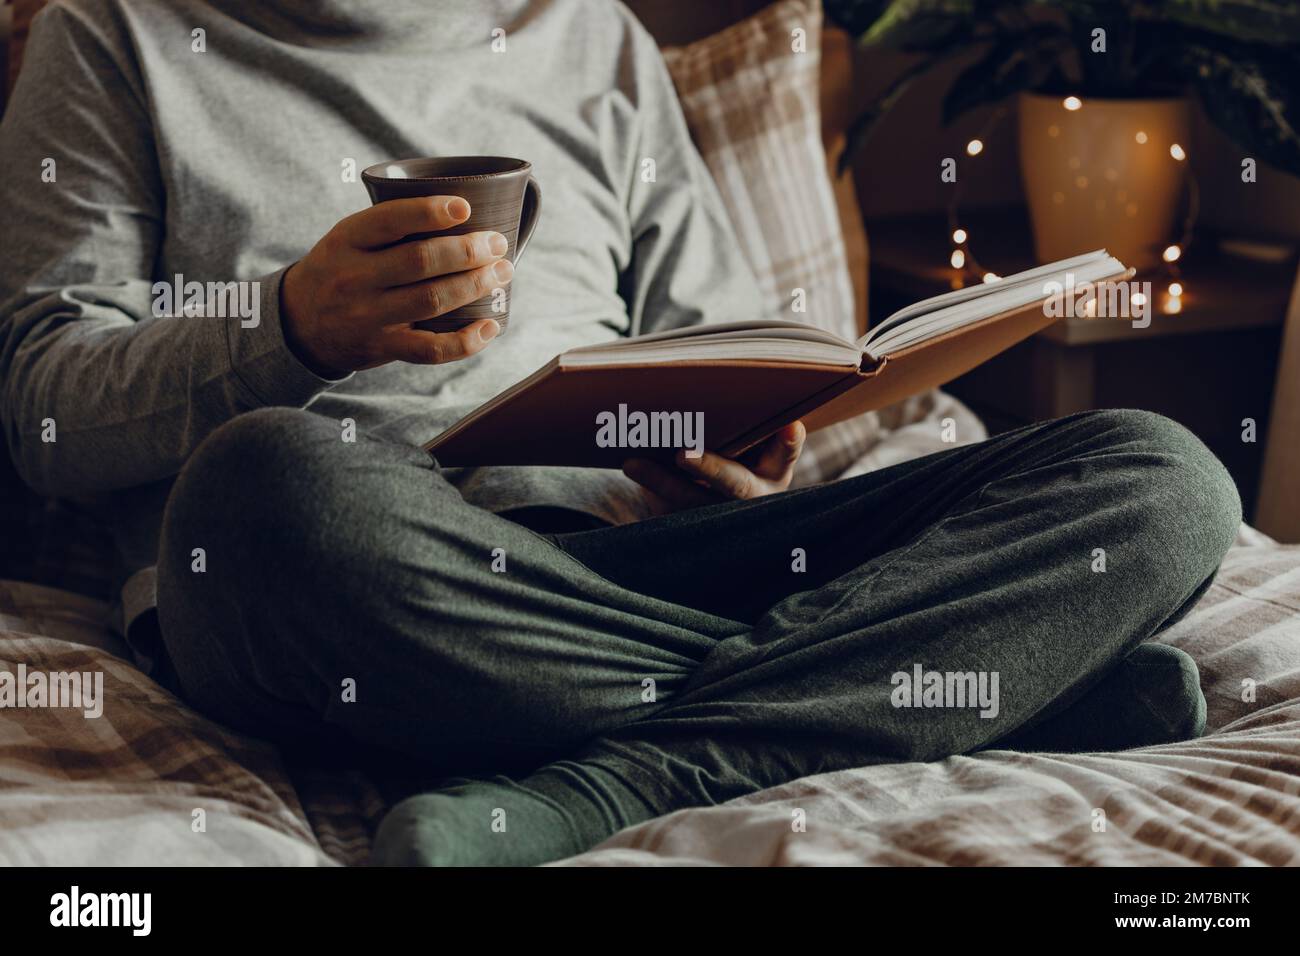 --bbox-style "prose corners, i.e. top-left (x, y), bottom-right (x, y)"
top-left (155, 406), bottom-right (1240, 865)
